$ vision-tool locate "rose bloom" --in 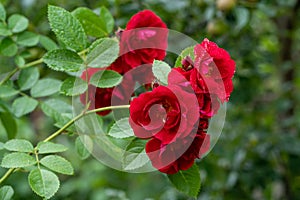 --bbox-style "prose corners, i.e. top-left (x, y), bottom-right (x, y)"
top-left (80, 10), bottom-right (168, 115)
top-left (117, 10), bottom-right (168, 71)
top-left (168, 68), bottom-right (220, 118)
top-left (145, 130), bottom-right (210, 174)
top-left (129, 85), bottom-right (199, 144)
top-left (193, 38), bottom-right (235, 102)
